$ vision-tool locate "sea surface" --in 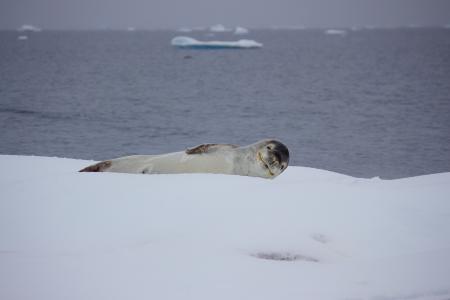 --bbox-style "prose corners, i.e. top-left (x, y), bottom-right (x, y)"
top-left (1, 28), bottom-right (449, 178)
